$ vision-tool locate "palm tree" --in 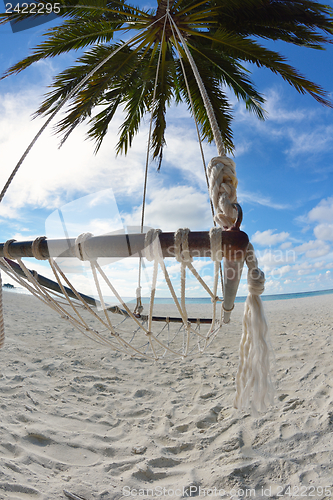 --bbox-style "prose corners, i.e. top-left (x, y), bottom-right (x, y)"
top-left (1, 0), bottom-right (332, 167)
